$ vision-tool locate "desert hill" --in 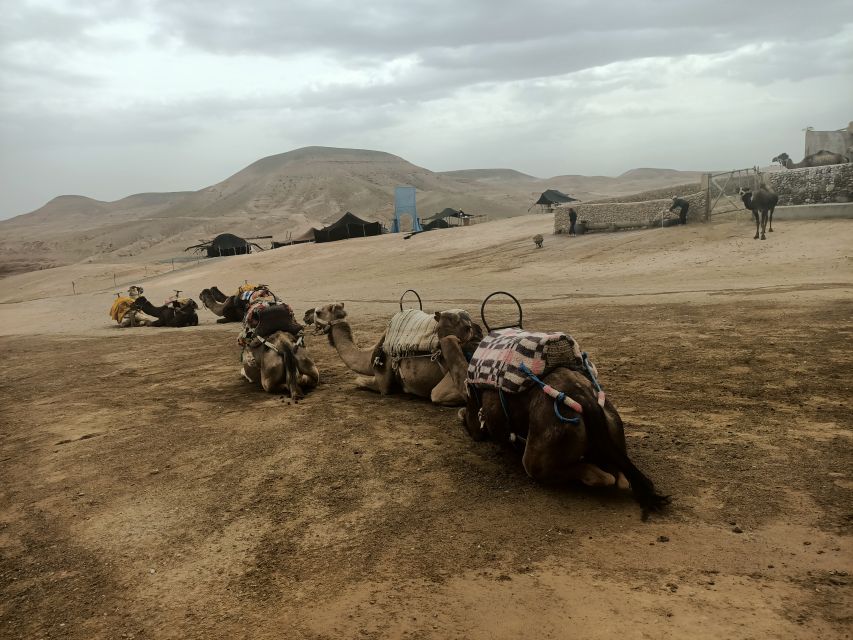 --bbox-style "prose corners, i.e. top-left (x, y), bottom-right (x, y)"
top-left (0, 146), bottom-right (705, 275)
